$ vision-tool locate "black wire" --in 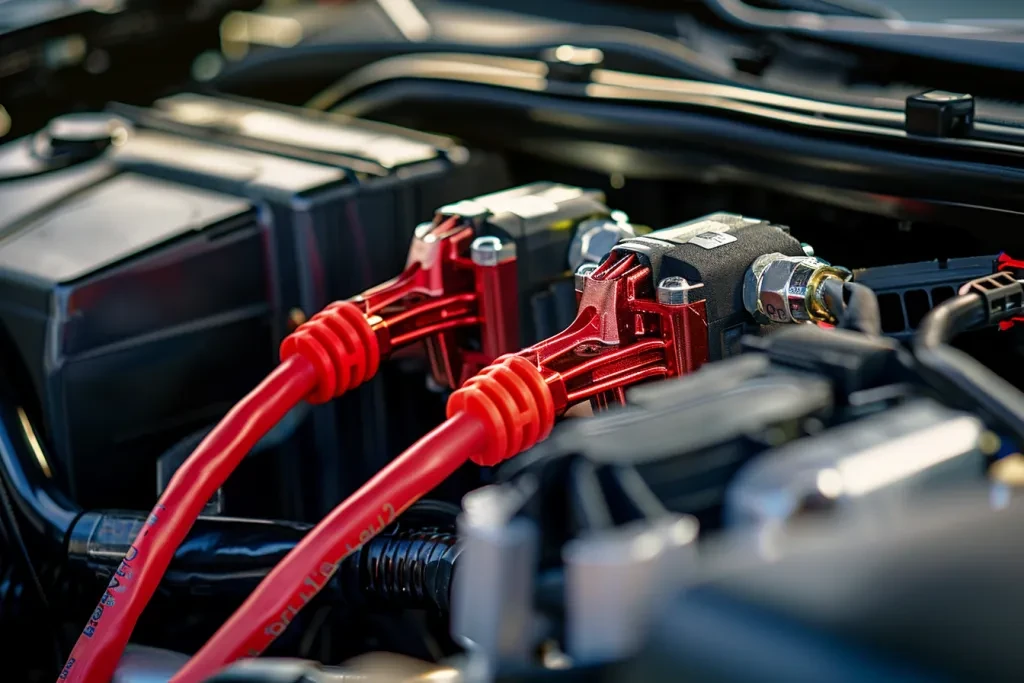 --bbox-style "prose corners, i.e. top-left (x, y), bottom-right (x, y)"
top-left (914, 293), bottom-right (1024, 441)
top-left (915, 293), bottom-right (988, 352)
top-left (0, 472), bottom-right (64, 672)
top-left (820, 279), bottom-right (882, 336)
